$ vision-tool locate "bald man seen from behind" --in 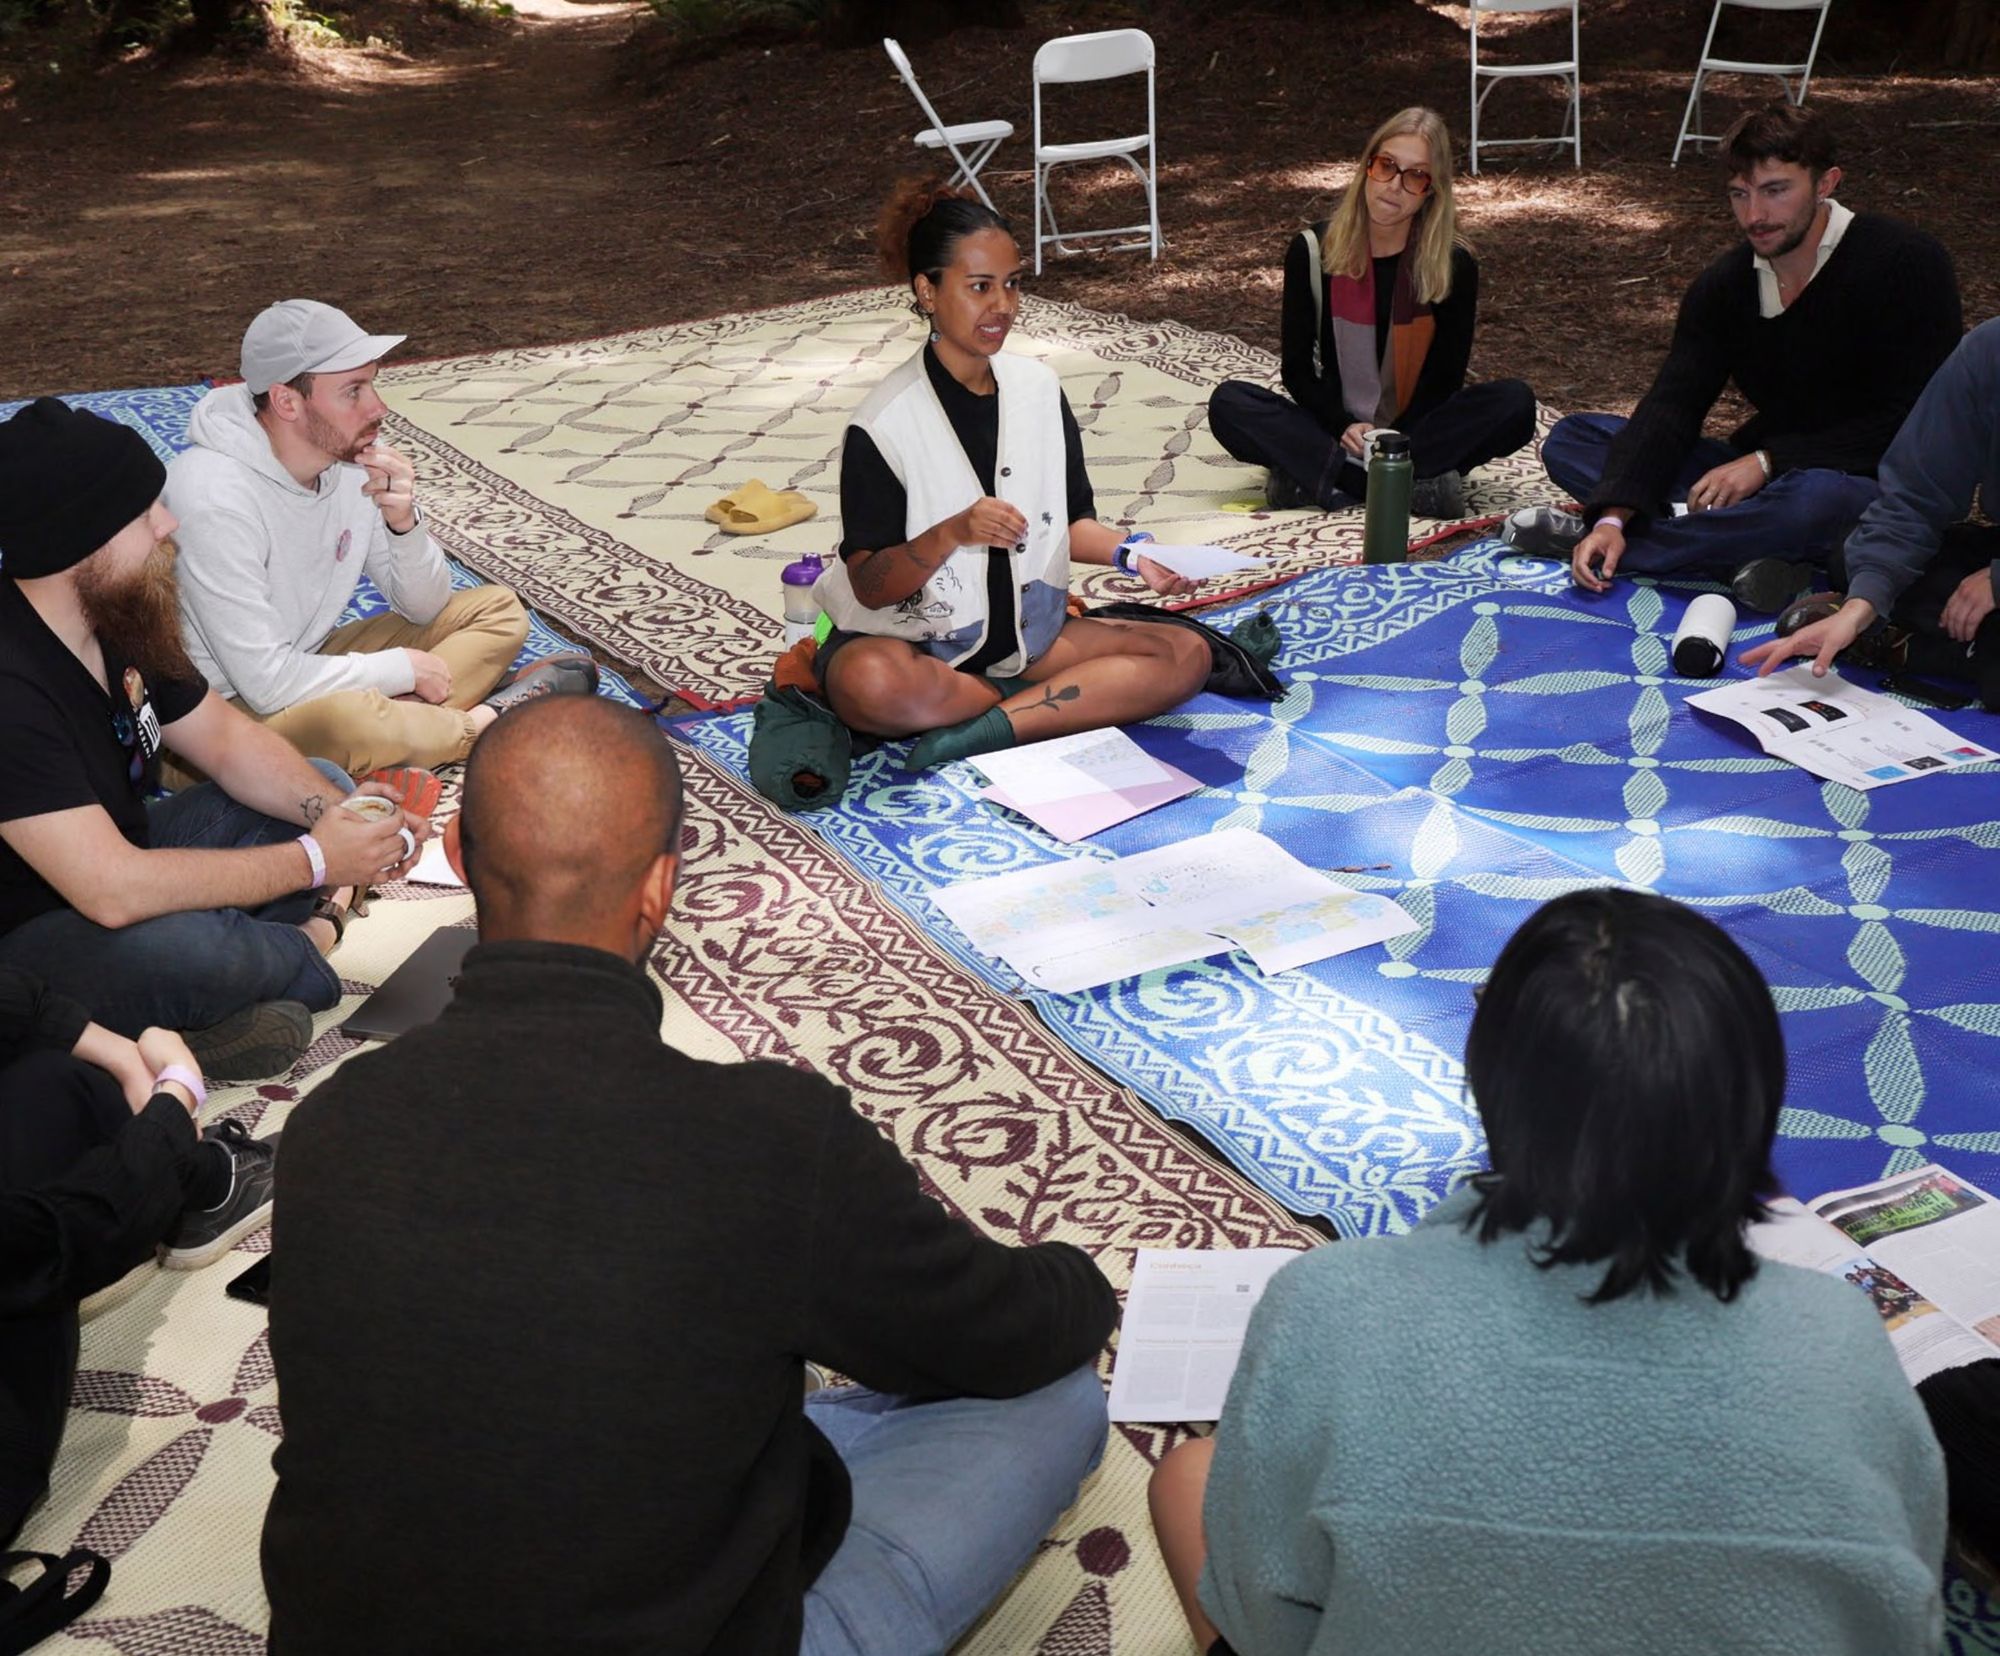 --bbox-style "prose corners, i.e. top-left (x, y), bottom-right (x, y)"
top-left (260, 695), bottom-right (1118, 1656)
